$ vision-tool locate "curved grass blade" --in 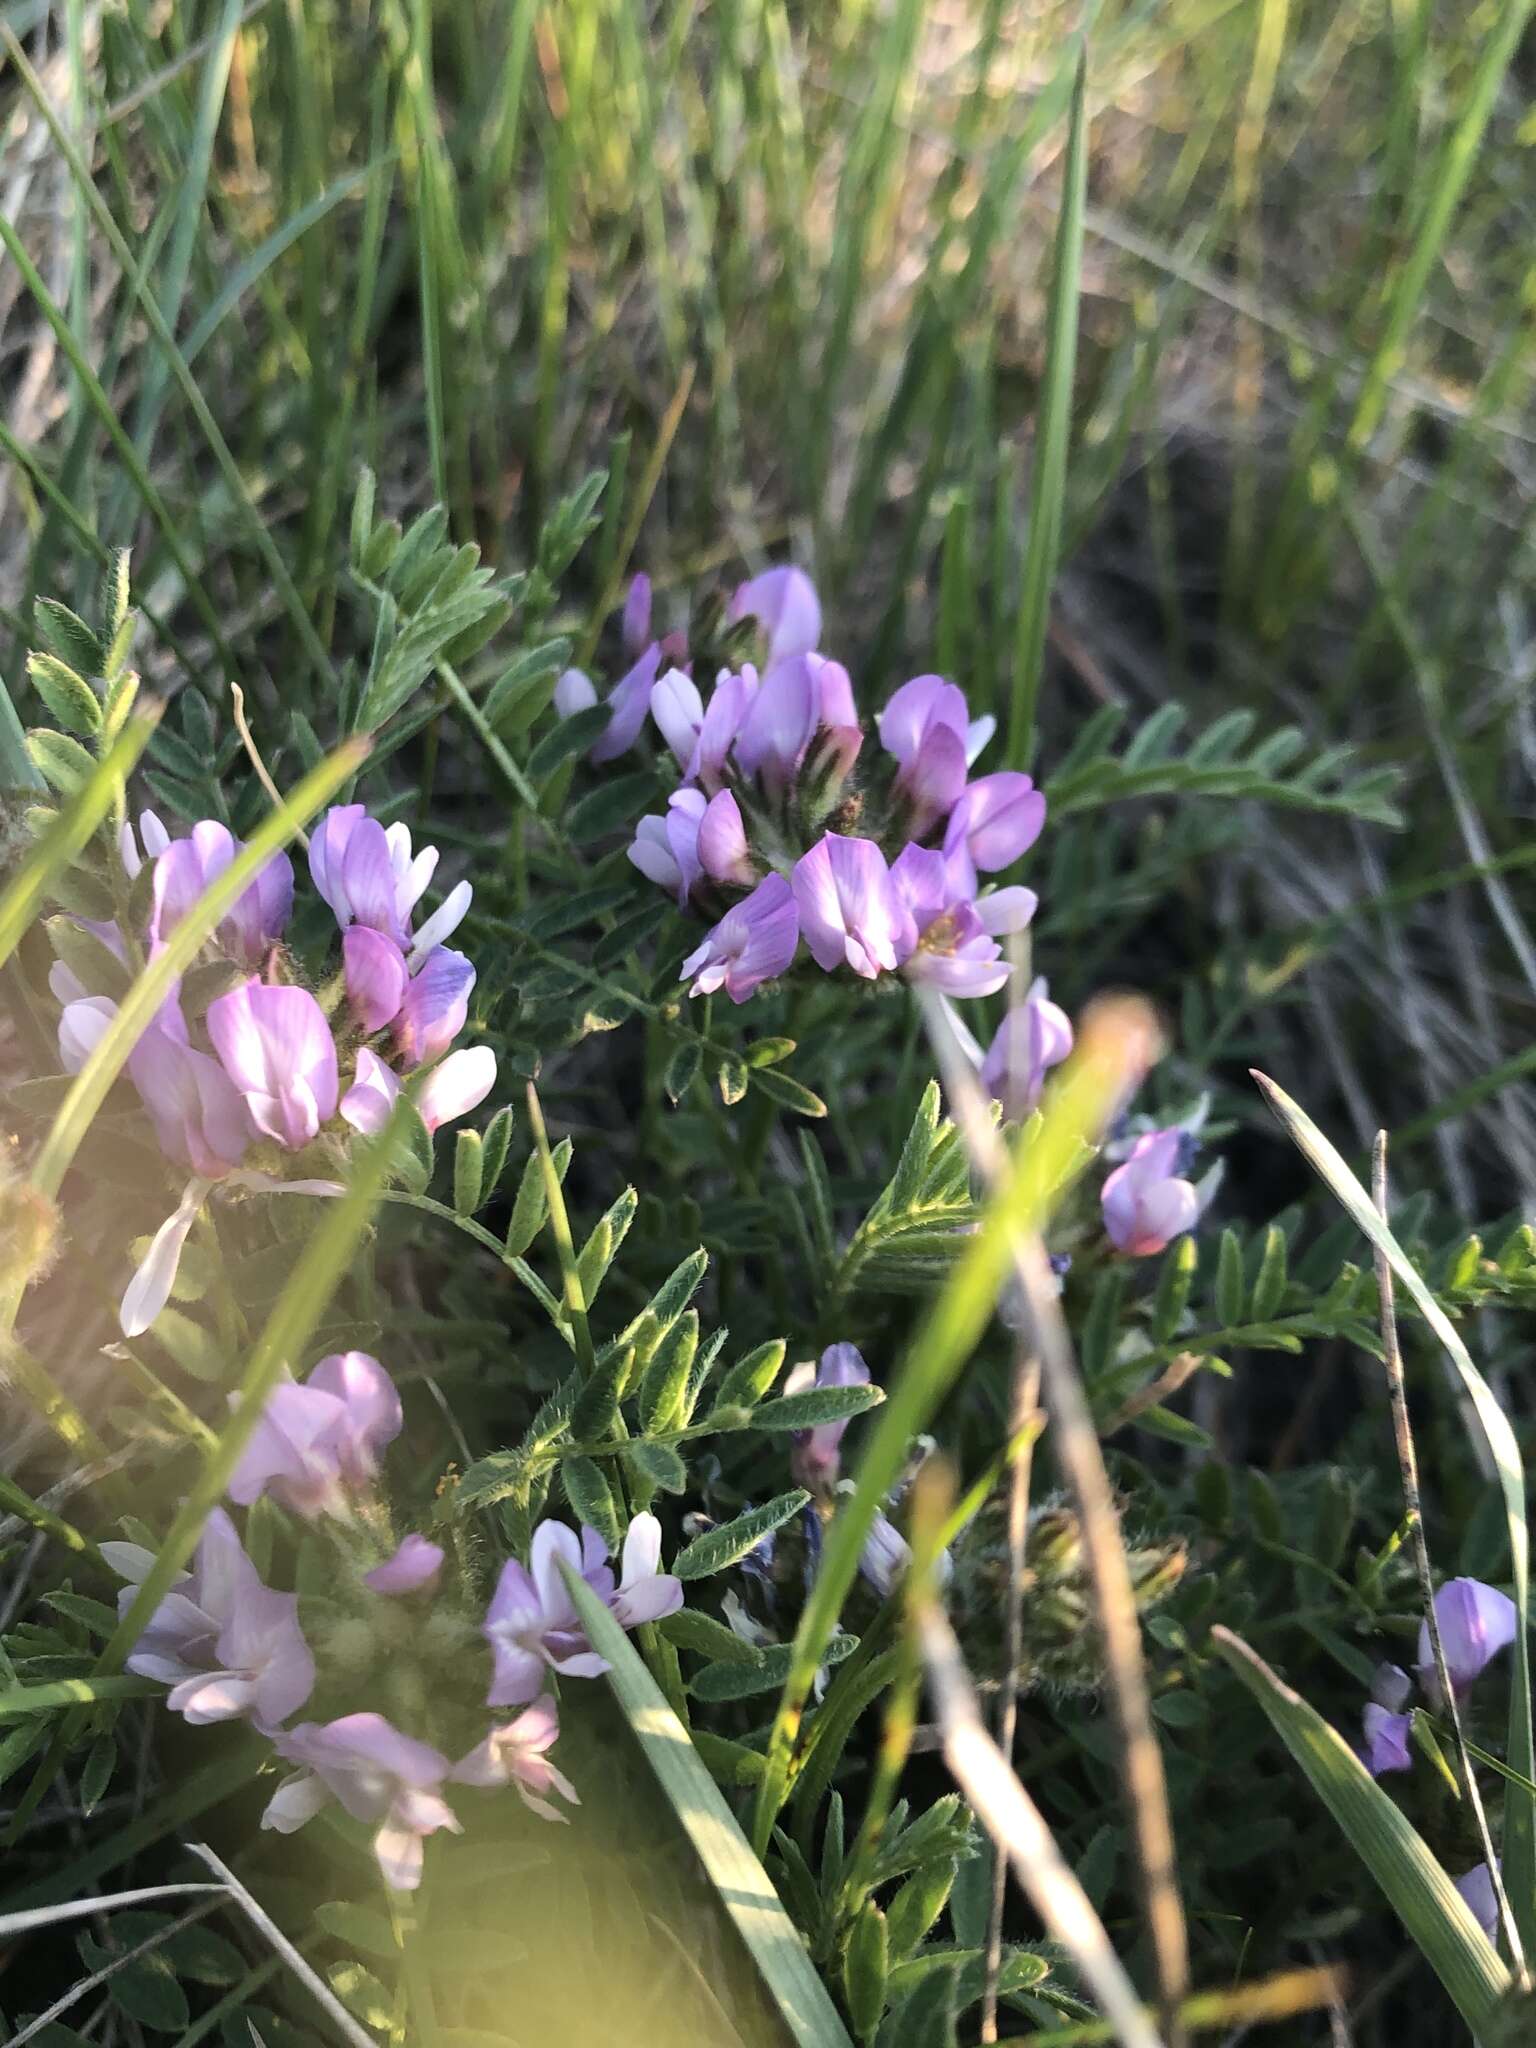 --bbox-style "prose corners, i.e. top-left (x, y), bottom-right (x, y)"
top-left (559, 1560), bottom-right (854, 2047)
top-left (0, 710), bottom-right (159, 967)
top-left (1212, 1626), bottom-right (1509, 2036)
top-left (1007, 42), bottom-right (1088, 770)
top-left (0, 1676), bottom-right (162, 1719)
top-left (1252, 1070), bottom-right (1535, 1958)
